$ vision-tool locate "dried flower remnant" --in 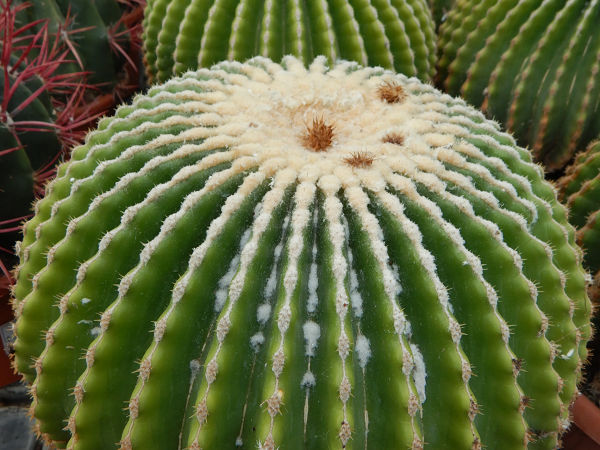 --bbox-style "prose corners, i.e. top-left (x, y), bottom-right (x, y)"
top-left (378, 81), bottom-right (407, 104)
top-left (343, 152), bottom-right (375, 168)
top-left (383, 133), bottom-right (405, 146)
top-left (301, 117), bottom-right (334, 152)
